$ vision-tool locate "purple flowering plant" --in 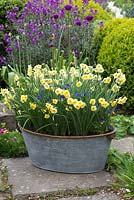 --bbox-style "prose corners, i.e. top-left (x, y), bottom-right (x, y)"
top-left (4, 0), bottom-right (97, 69)
top-left (0, 128), bottom-right (4, 134)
